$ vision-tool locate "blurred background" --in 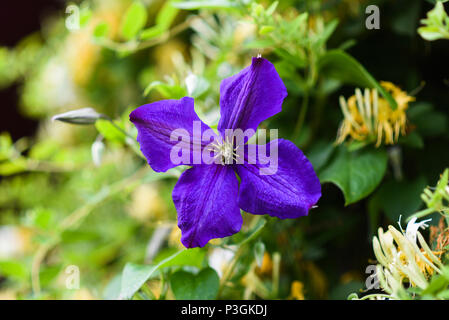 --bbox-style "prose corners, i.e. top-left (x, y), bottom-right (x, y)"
top-left (1, 0), bottom-right (449, 300)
